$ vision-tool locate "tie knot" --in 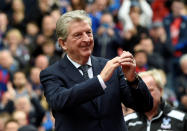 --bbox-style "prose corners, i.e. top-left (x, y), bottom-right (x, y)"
top-left (79, 65), bottom-right (89, 80)
top-left (79, 64), bottom-right (88, 70)
top-left (79, 65), bottom-right (89, 71)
